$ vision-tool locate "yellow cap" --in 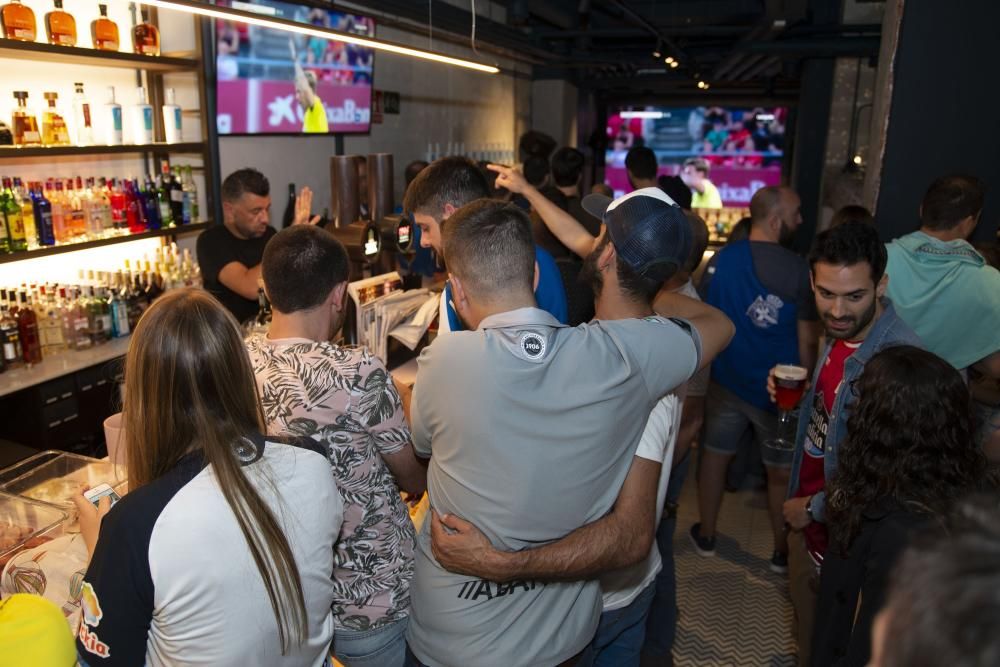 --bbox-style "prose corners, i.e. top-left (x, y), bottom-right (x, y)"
top-left (0, 594), bottom-right (76, 667)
